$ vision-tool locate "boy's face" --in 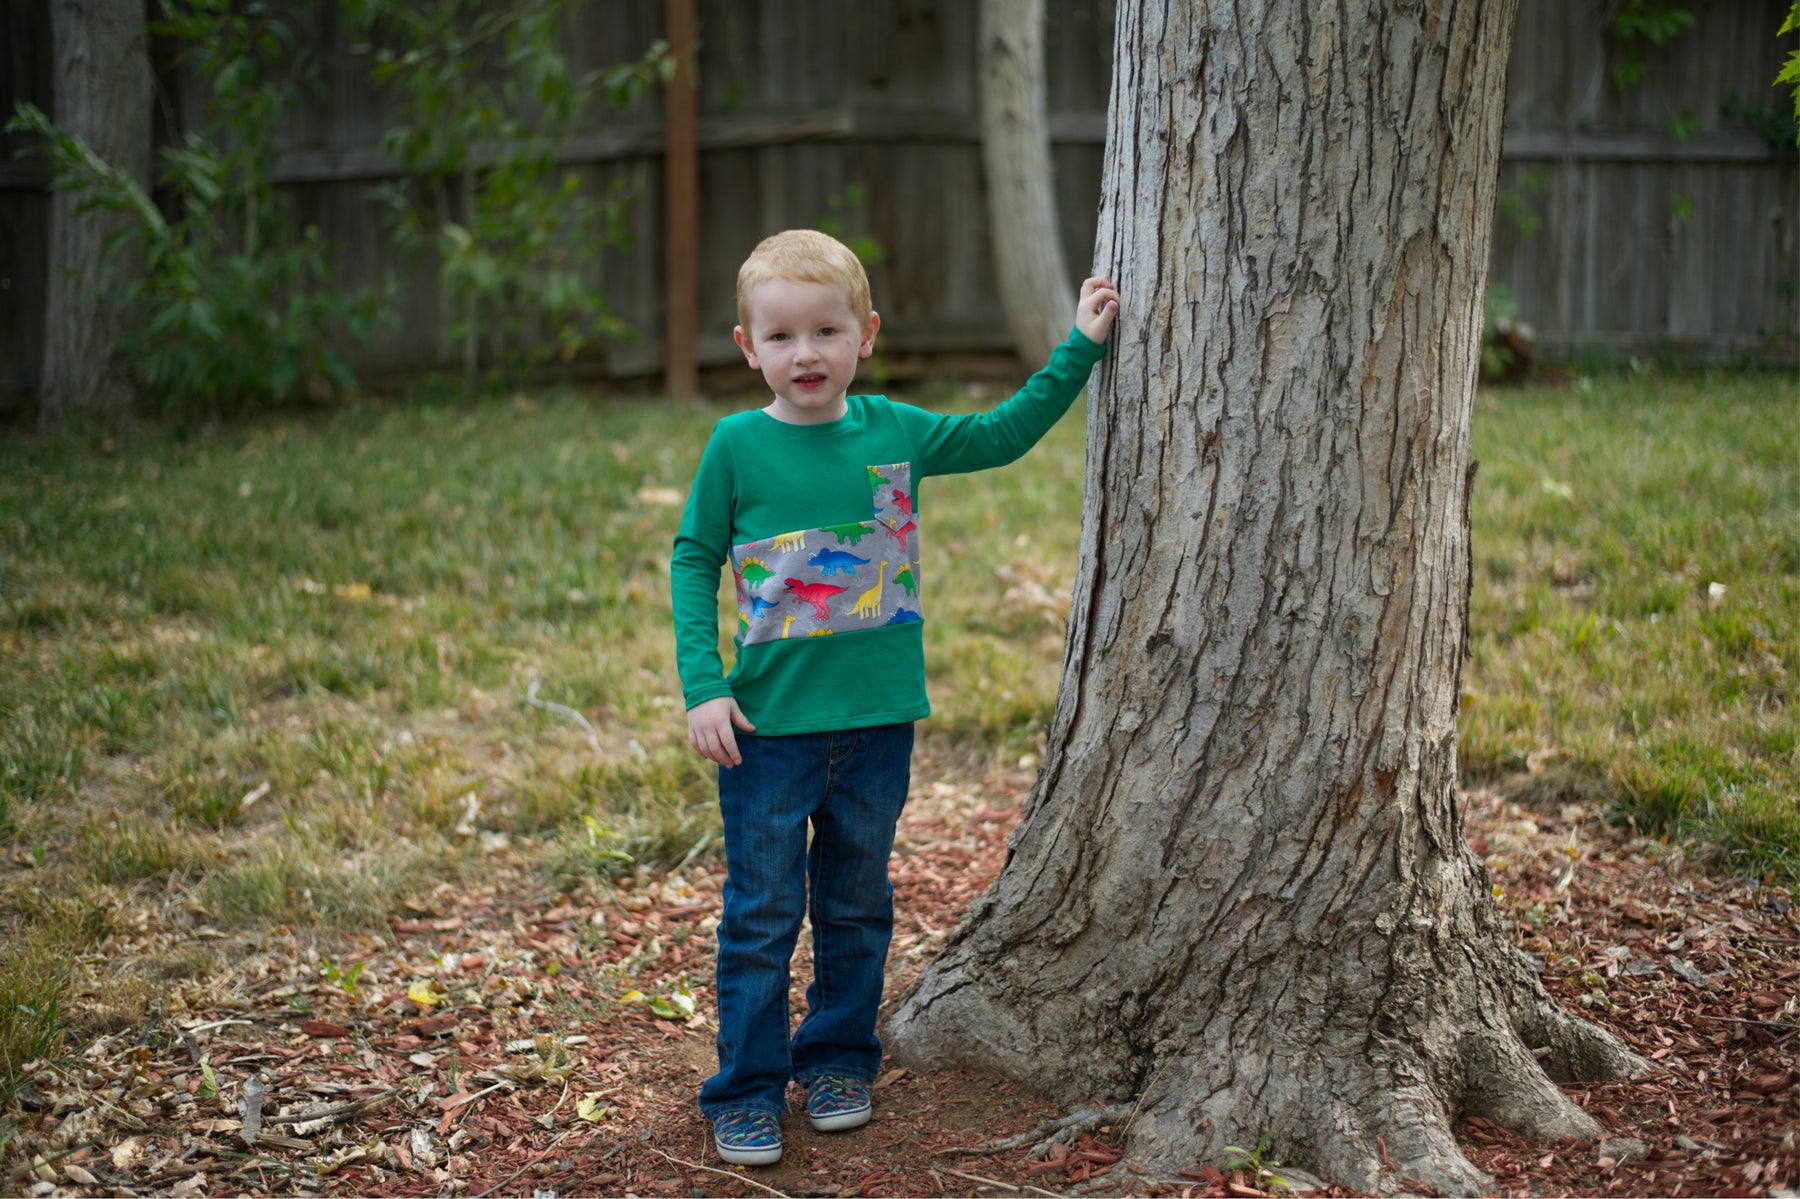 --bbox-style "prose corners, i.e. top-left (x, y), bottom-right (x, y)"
top-left (734, 279), bottom-right (879, 425)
